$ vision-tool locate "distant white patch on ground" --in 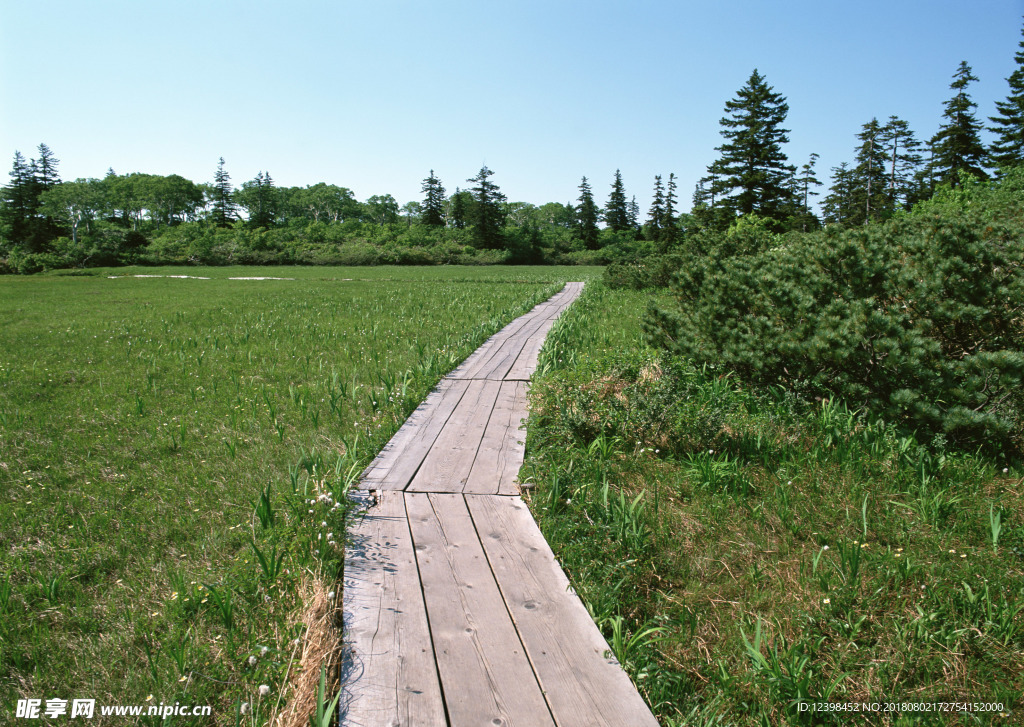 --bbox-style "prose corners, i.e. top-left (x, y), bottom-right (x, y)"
top-left (107, 274), bottom-right (211, 279)
top-left (228, 276), bottom-right (295, 280)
